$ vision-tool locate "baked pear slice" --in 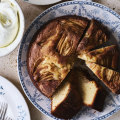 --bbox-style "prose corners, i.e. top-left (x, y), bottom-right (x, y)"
top-left (86, 62), bottom-right (120, 94)
top-left (77, 19), bottom-right (109, 55)
top-left (32, 53), bottom-right (74, 98)
top-left (78, 45), bottom-right (119, 69)
top-left (57, 16), bottom-right (89, 56)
